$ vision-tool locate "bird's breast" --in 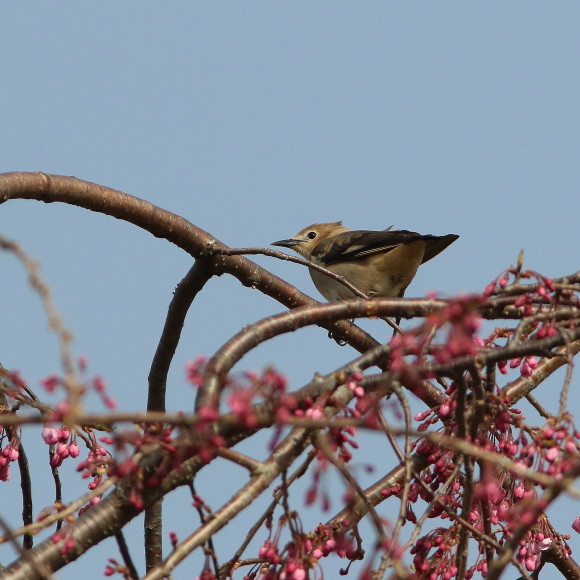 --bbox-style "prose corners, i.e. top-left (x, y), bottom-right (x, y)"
top-left (309, 262), bottom-right (404, 300)
top-left (308, 240), bottom-right (426, 301)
